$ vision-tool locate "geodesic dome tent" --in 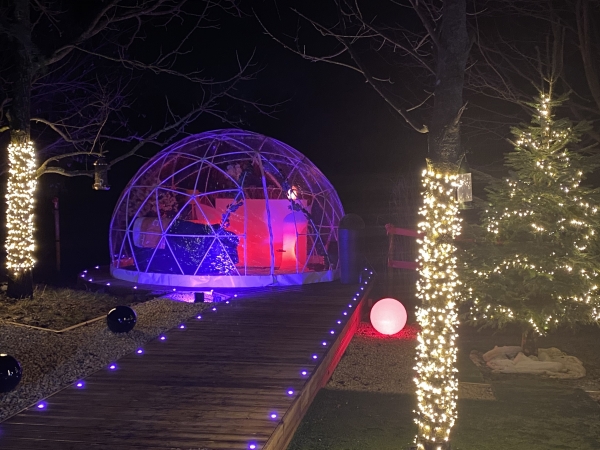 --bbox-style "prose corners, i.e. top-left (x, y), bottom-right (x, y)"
top-left (109, 129), bottom-right (344, 287)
